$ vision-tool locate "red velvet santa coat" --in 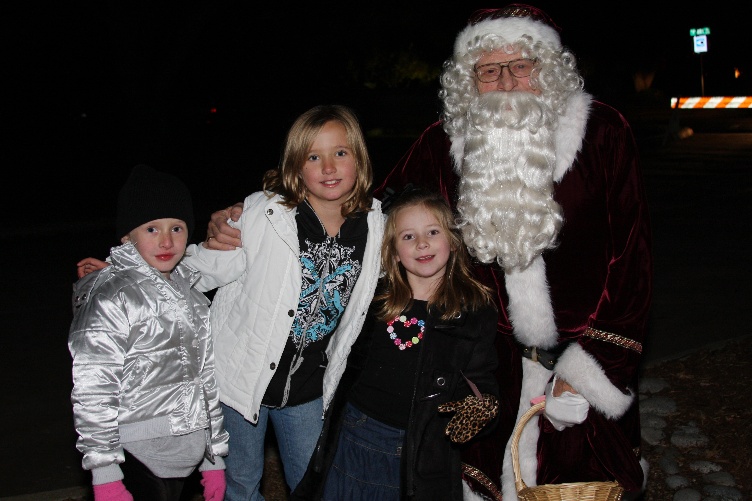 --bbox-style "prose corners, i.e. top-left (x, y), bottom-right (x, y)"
top-left (374, 95), bottom-right (652, 500)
